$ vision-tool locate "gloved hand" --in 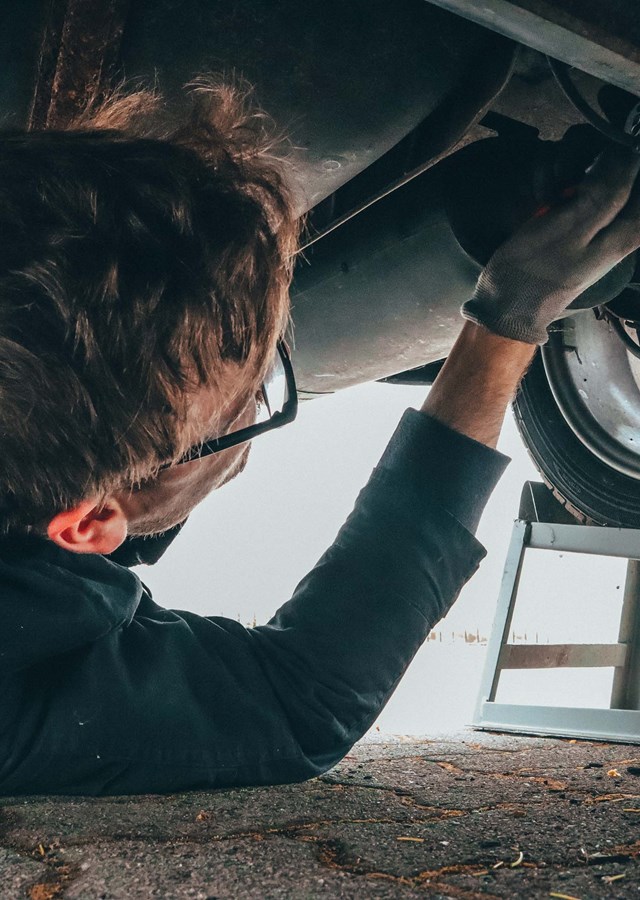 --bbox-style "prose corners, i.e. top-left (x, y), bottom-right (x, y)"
top-left (462, 147), bottom-right (640, 344)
